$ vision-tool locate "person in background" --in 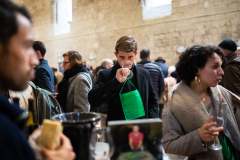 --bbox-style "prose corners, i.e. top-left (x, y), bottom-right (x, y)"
top-left (218, 39), bottom-right (240, 98)
top-left (171, 71), bottom-right (181, 83)
top-left (113, 59), bottom-right (117, 65)
top-left (93, 59), bottom-right (113, 127)
top-left (9, 84), bottom-right (33, 110)
top-left (164, 66), bottom-right (177, 103)
top-left (163, 45), bottom-right (240, 159)
top-left (53, 67), bottom-right (63, 86)
top-left (51, 67), bottom-right (57, 91)
top-left (86, 63), bottom-right (93, 77)
top-left (0, 0), bottom-right (75, 159)
top-left (88, 35), bottom-right (159, 122)
top-left (129, 125), bottom-right (144, 151)
top-left (57, 50), bottom-right (92, 112)
top-left (154, 57), bottom-right (169, 78)
top-left (52, 67), bottom-right (63, 92)
top-left (236, 47), bottom-right (240, 56)
top-left (91, 66), bottom-right (101, 82)
top-left (137, 48), bottom-right (165, 117)
top-left (92, 59), bottom-right (113, 85)
top-left (32, 41), bottom-right (54, 93)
